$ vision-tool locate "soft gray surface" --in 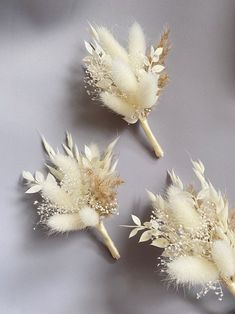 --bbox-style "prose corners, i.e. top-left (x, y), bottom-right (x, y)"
top-left (1, 0), bottom-right (235, 313)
